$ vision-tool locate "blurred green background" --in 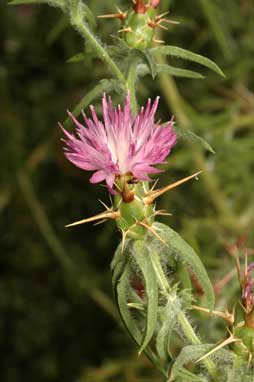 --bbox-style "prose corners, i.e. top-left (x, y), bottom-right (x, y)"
top-left (1, 0), bottom-right (254, 381)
